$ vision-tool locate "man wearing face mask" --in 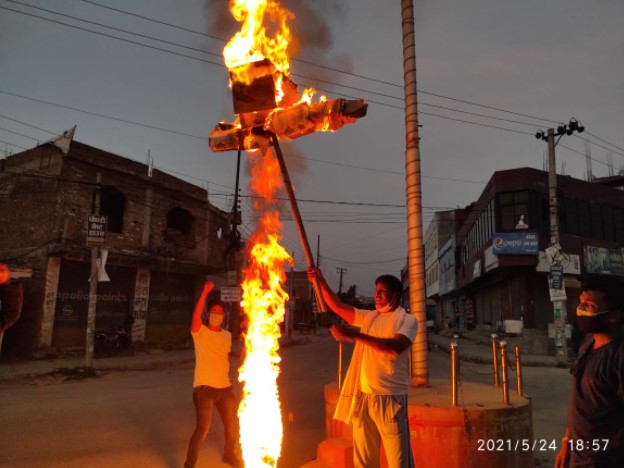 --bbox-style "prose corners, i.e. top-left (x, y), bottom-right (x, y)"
top-left (184, 281), bottom-right (243, 468)
top-left (554, 275), bottom-right (624, 468)
top-left (307, 268), bottom-right (417, 468)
